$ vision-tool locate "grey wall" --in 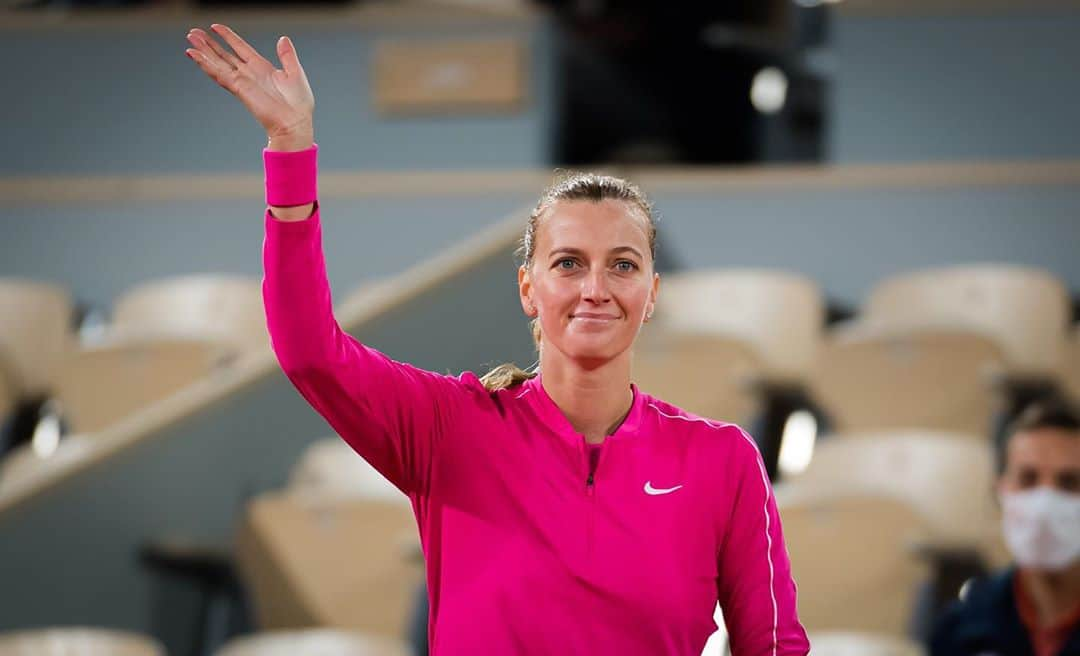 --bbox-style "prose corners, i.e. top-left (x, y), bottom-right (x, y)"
top-left (2, 19), bottom-right (552, 175)
top-left (1, 193), bottom-right (535, 311)
top-left (651, 182), bottom-right (1080, 306)
top-left (829, 8), bottom-right (1080, 162)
